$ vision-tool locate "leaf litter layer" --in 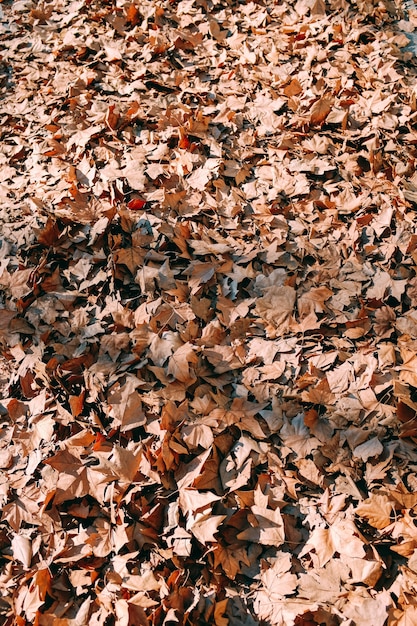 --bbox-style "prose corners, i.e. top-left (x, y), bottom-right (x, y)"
top-left (1, 0), bottom-right (417, 624)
